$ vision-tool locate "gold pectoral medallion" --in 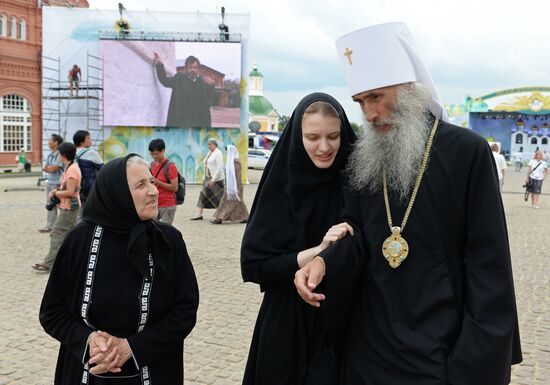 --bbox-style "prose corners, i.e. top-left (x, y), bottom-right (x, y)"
top-left (381, 117), bottom-right (439, 269)
top-left (382, 227), bottom-right (409, 268)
